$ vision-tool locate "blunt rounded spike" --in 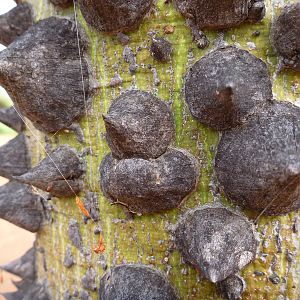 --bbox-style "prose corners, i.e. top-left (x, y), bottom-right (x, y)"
top-left (0, 106), bottom-right (25, 132)
top-left (15, 145), bottom-right (84, 198)
top-left (271, 3), bottom-right (300, 71)
top-left (99, 148), bottom-right (199, 214)
top-left (0, 17), bottom-right (91, 133)
top-left (215, 100), bottom-right (300, 215)
top-left (99, 264), bottom-right (179, 300)
top-left (0, 133), bottom-right (30, 179)
top-left (174, 0), bottom-right (265, 30)
top-left (79, 0), bottom-right (153, 34)
top-left (0, 181), bottom-right (43, 232)
top-left (0, 248), bottom-right (35, 280)
top-left (0, 3), bottom-right (34, 46)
